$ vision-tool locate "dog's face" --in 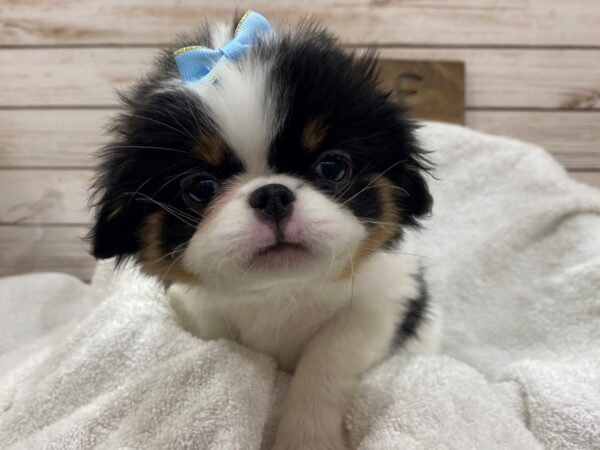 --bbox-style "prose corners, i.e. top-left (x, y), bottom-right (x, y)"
top-left (90, 22), bottom-right (432, 290)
